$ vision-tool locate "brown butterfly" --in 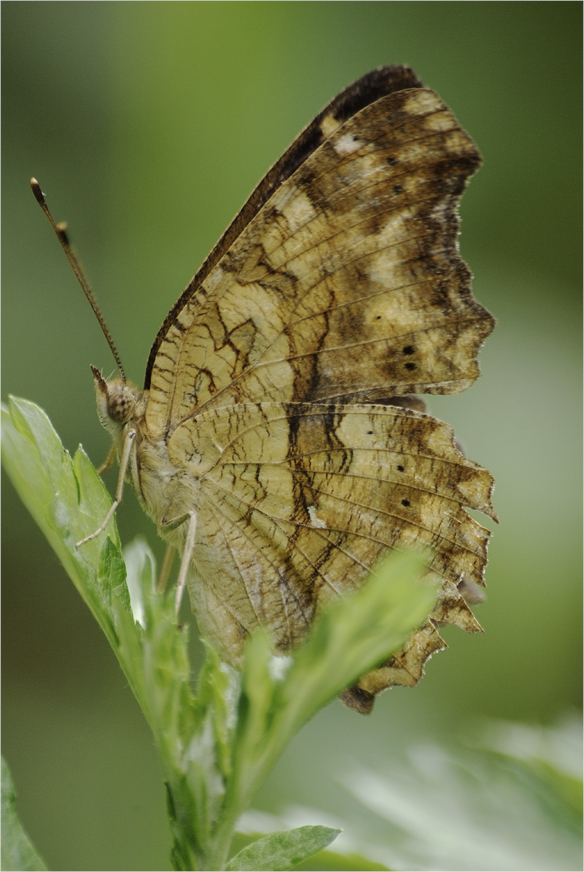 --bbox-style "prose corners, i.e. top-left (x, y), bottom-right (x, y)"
top-left (33, 65), bottom-right (496, 713)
